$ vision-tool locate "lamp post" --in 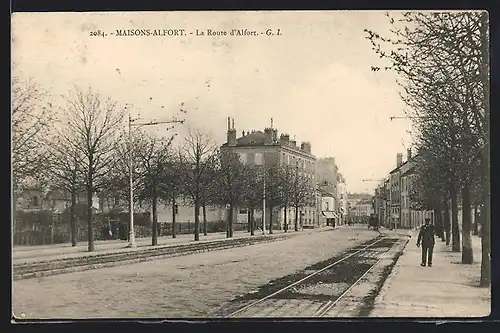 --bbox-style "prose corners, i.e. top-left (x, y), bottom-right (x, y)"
top-left (126, 109), bottom-right (184, 248)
